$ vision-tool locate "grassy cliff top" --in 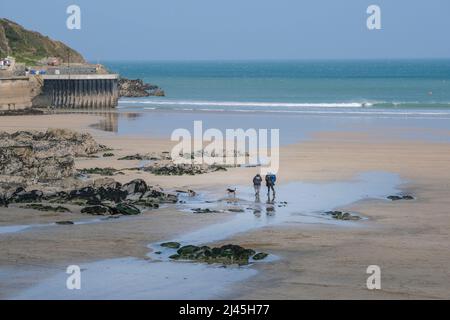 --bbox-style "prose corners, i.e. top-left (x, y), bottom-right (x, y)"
top-left (0, 18), bottom-right (85, 65)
